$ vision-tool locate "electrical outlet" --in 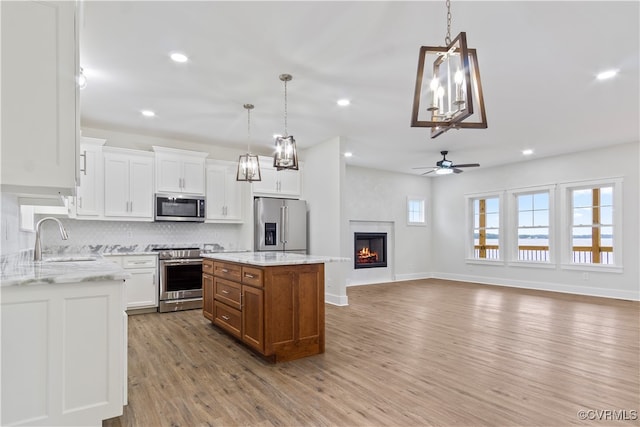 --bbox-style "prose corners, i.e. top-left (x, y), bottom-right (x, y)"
top-left (582, 272), bottom-right (589, 281)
